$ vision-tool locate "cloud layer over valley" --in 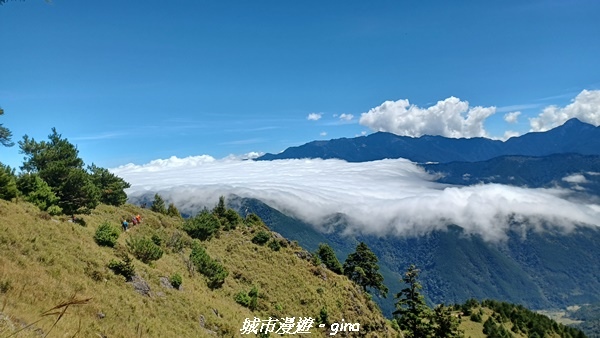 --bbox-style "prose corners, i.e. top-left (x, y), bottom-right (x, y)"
top-left (112, 157), bottom-right (600, 242)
